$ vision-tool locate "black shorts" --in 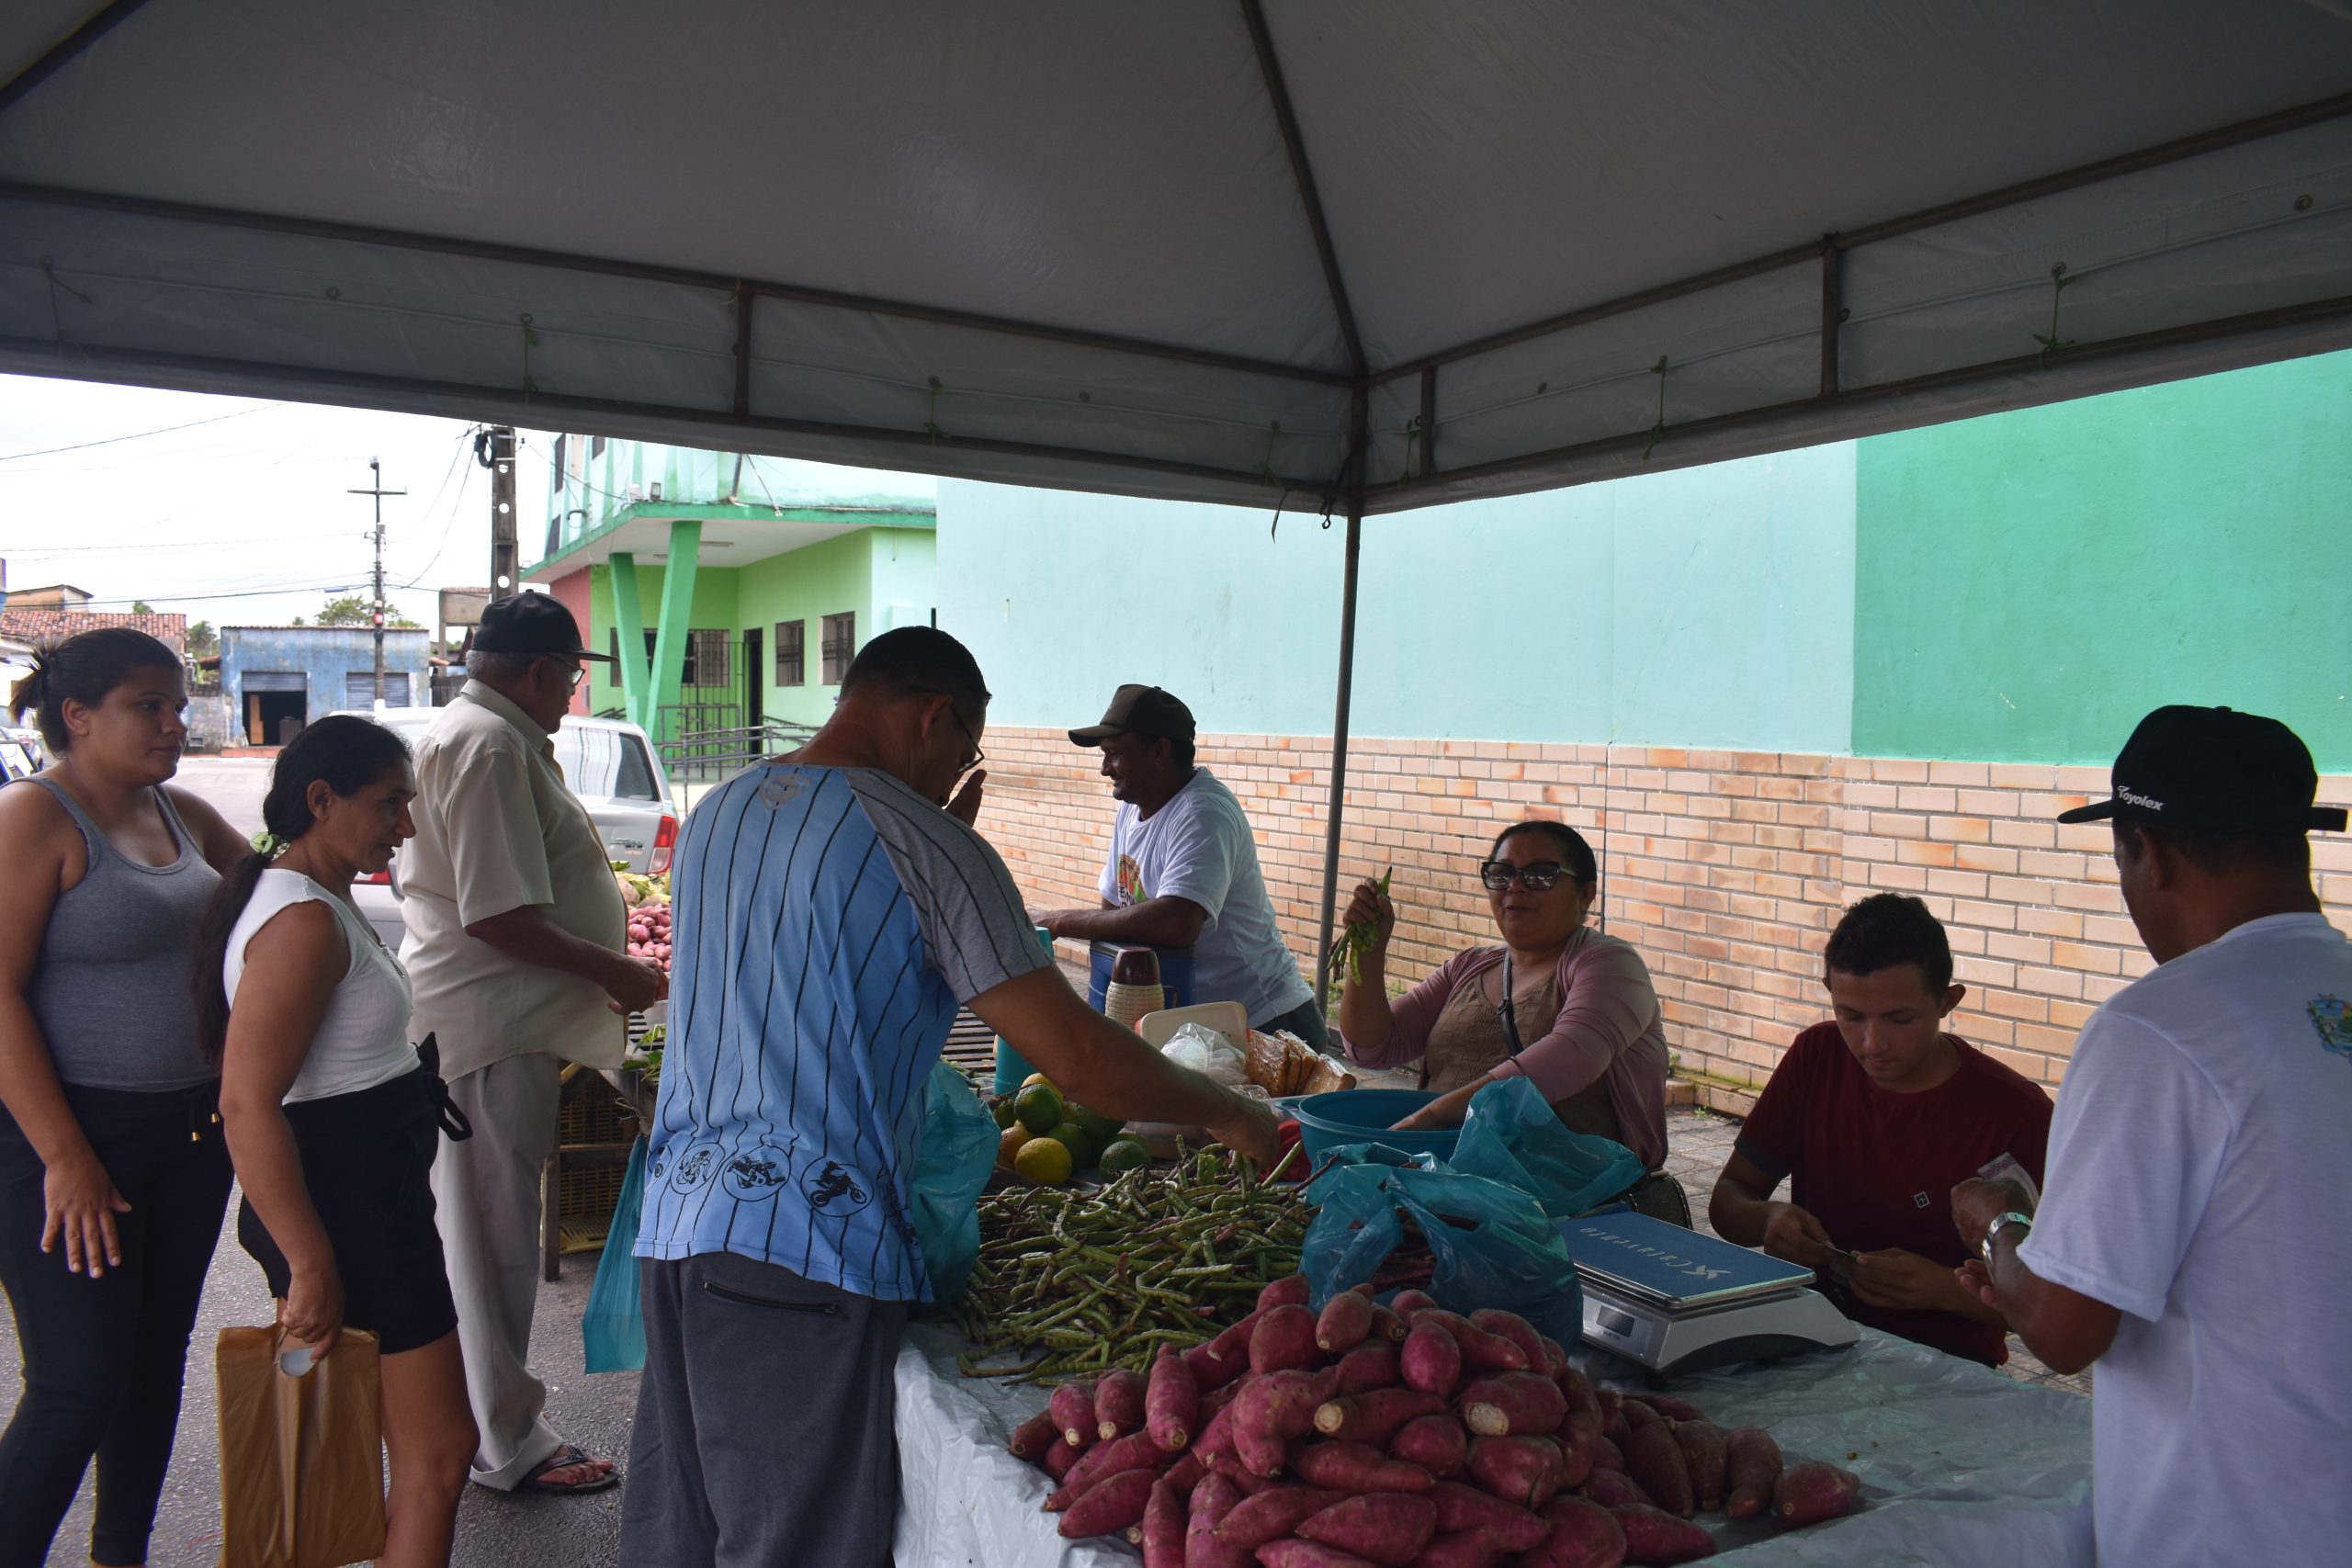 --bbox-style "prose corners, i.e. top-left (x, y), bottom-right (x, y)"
top-left (238, 1065), bottom-right (458, 1356)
